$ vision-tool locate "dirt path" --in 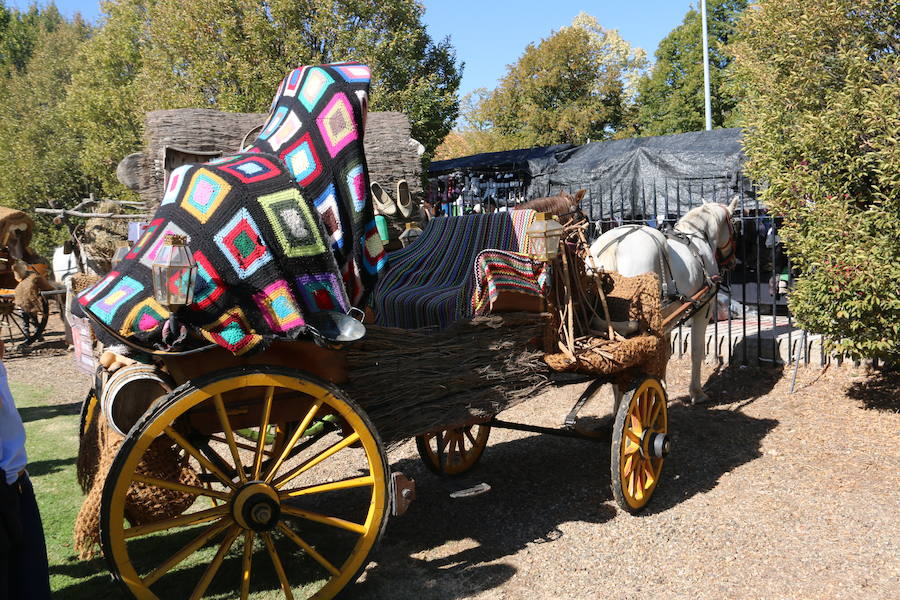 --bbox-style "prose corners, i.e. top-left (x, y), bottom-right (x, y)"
top-left (6, 314), bottom-right (899, 599)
